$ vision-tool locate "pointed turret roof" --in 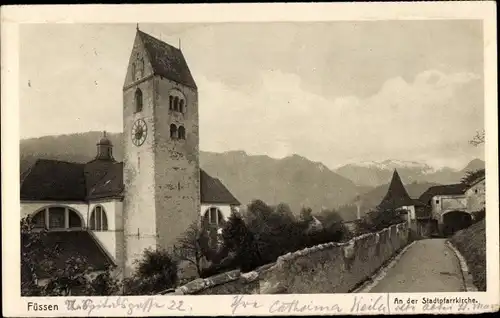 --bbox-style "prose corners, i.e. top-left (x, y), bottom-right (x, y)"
top-left (137, 30), bottom-right (197, 89)
top-left (378, 169), bottom-right (414, 210)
